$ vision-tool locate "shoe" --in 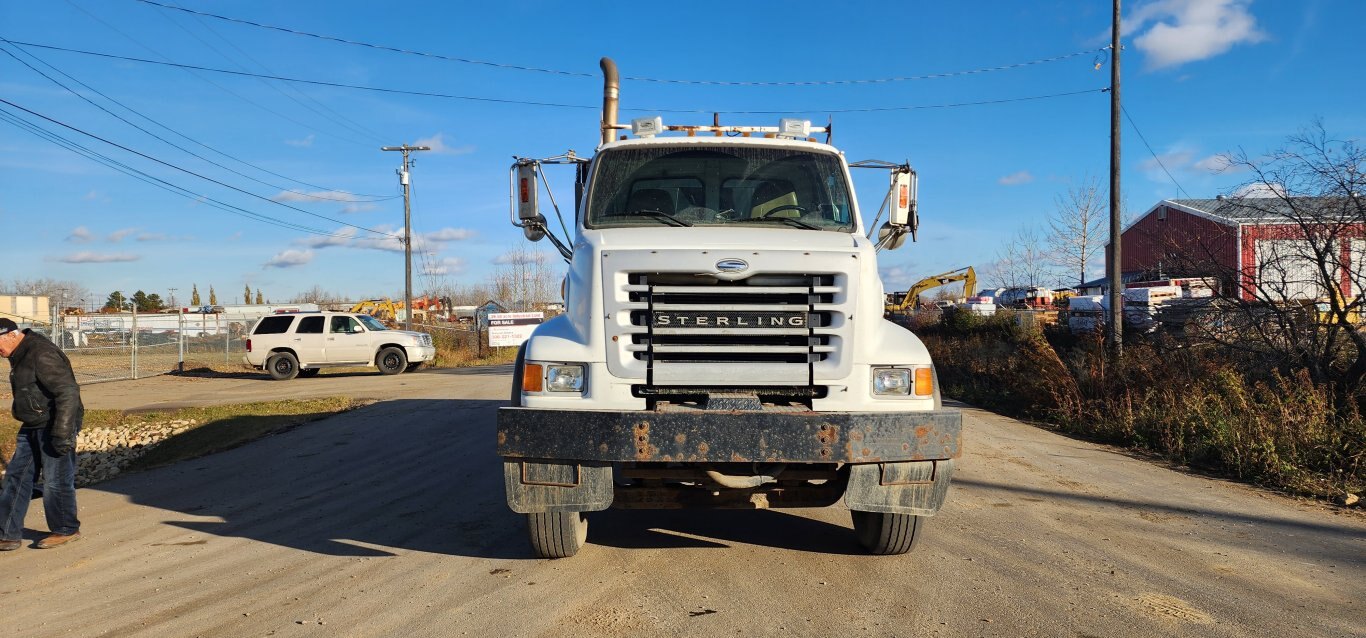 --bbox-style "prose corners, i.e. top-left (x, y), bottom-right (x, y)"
top-left (0, 540), bottom-right (20, 551)
top-left (35, 533), bottom-right (81, 549)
